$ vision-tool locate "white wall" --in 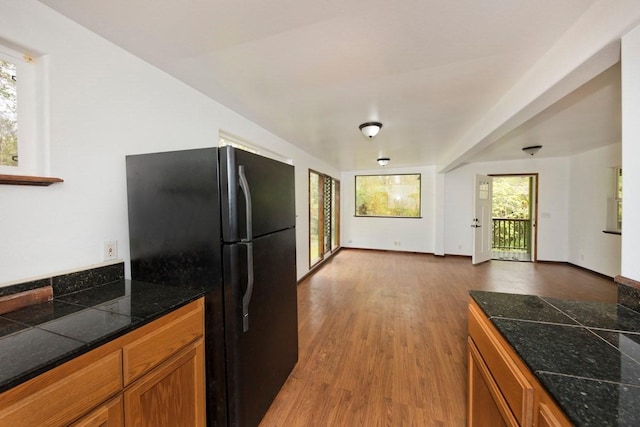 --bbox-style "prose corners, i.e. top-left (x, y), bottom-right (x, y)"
top-left (2, 1), bottom-right (632, 286)
top-left (621, 25), bottom-right (640, 282)
top-left (0, 1), bottom-right (338, 286)
top-left (341, 153), bottom-right (623, 277)
top-left (443, 157), bottom-right (571, 261)
top-left (341, 166), bottom-right (436, 253)
top-left (568, 143), bottom-right (621, 277)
